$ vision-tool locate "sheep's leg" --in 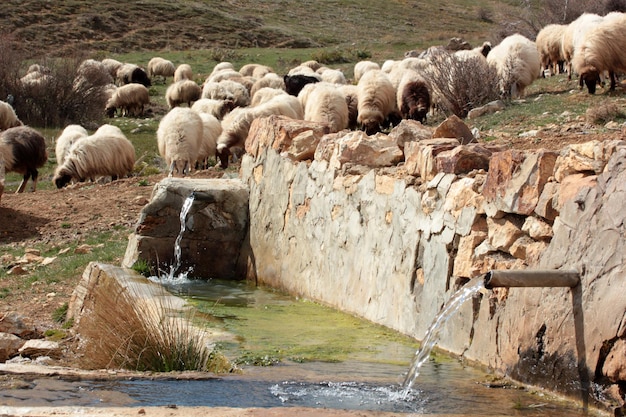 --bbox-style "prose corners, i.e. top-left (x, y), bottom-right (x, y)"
top-left (16, 175), bottom-right (28, 193)
top-left (609, 71), bottom-right (617, 91)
